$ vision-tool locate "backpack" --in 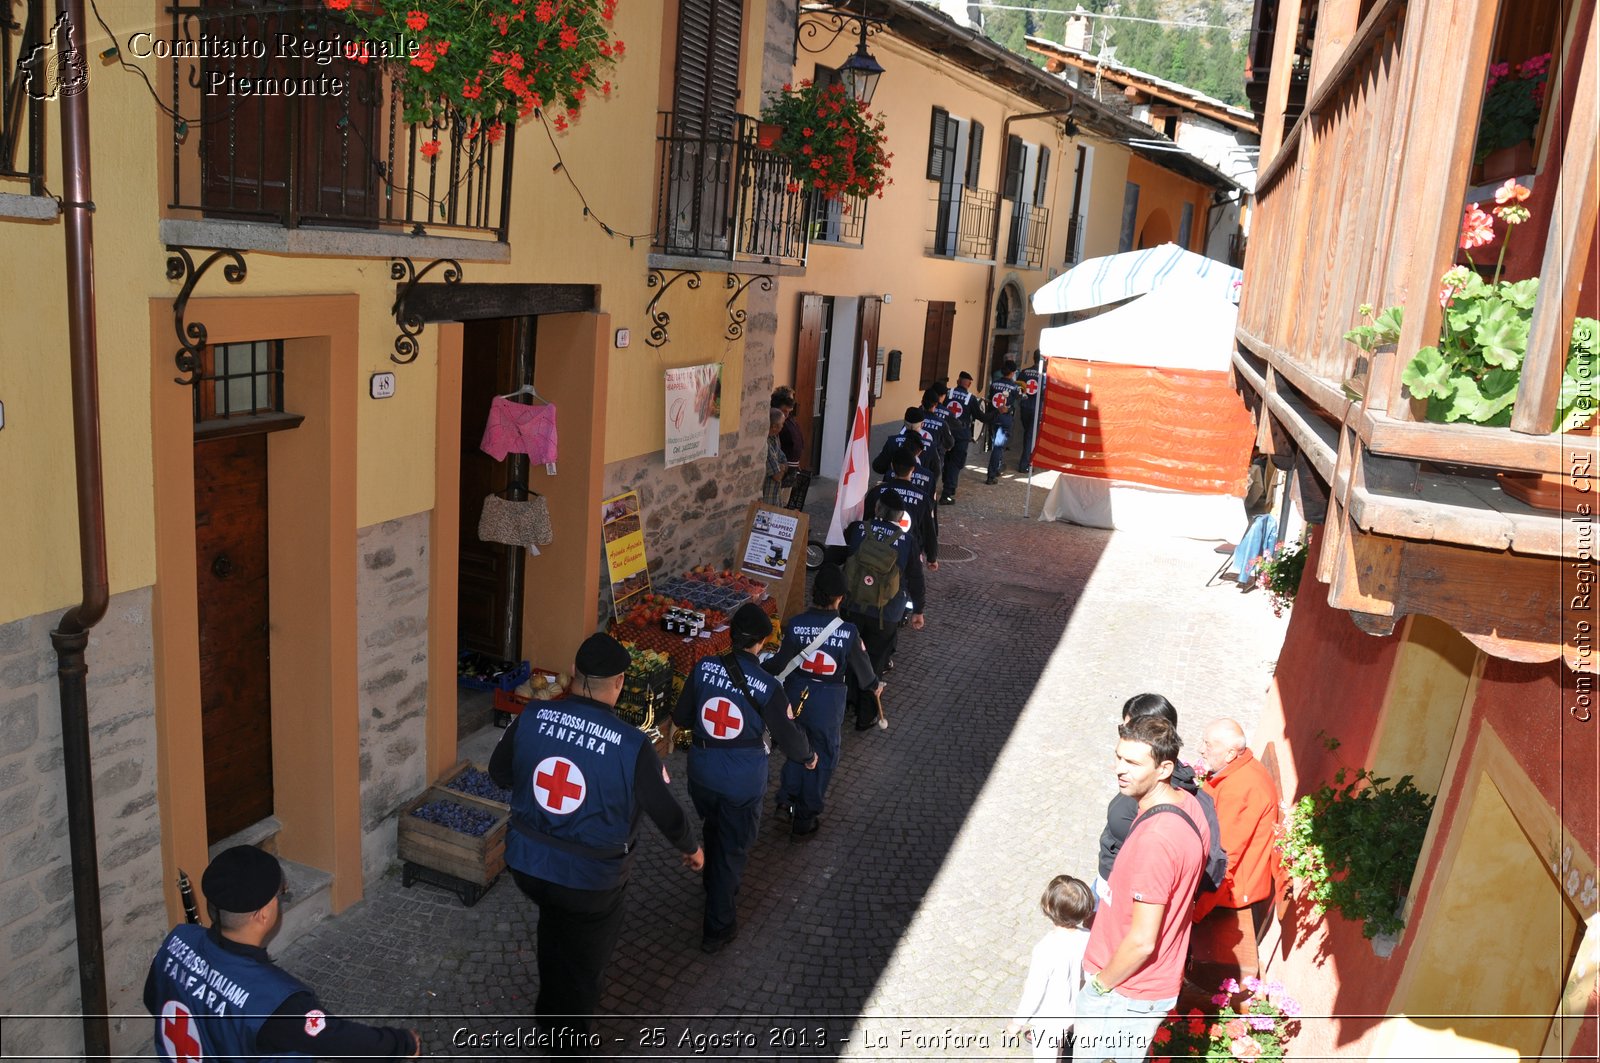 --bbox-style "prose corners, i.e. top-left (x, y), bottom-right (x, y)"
top-left (843, 532), bottom-right (902, 620)
top-left (1133, 794), bottom-right (1228, 897)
